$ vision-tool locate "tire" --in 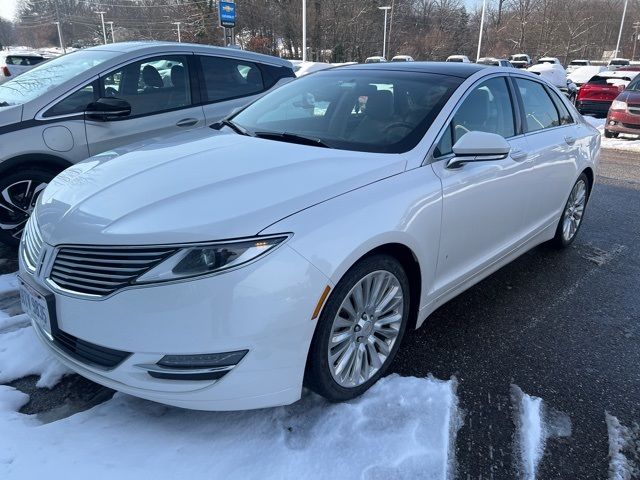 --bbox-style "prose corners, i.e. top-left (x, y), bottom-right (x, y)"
top-left (0, 168), bottom-right (58, 246)
top-left (552, 173), bottom-right (590, 249)
top-left (305, 254), bottom-right (411, 402)
top-left (604, 129), bottom-right (618, 138)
